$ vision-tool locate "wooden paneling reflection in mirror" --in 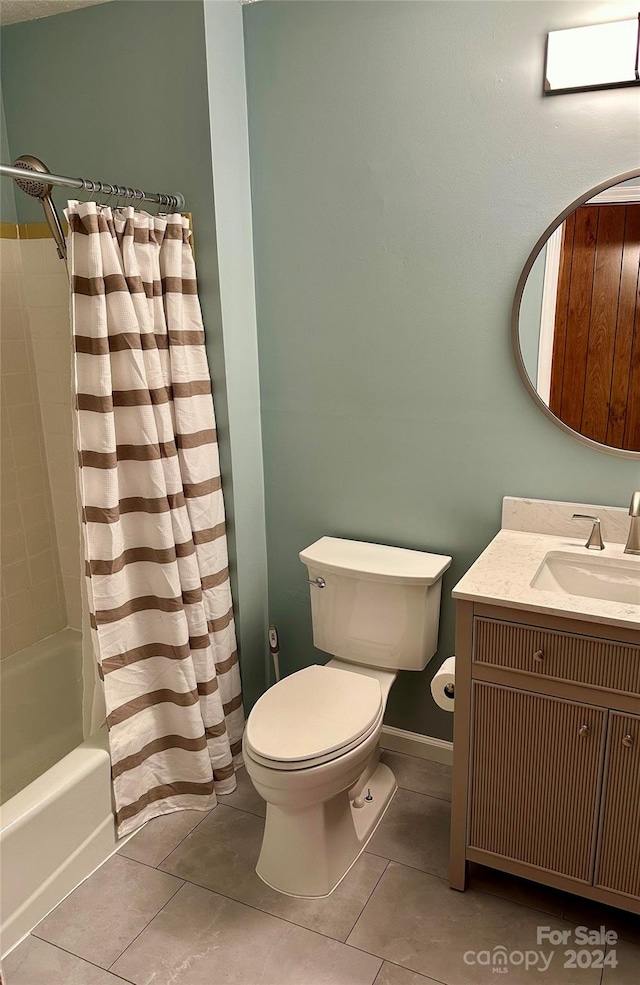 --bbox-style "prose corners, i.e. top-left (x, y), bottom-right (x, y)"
top-left (550, 204), bottom-right (640, 452)
top-left (513, 171), bottom-right (640, 458)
